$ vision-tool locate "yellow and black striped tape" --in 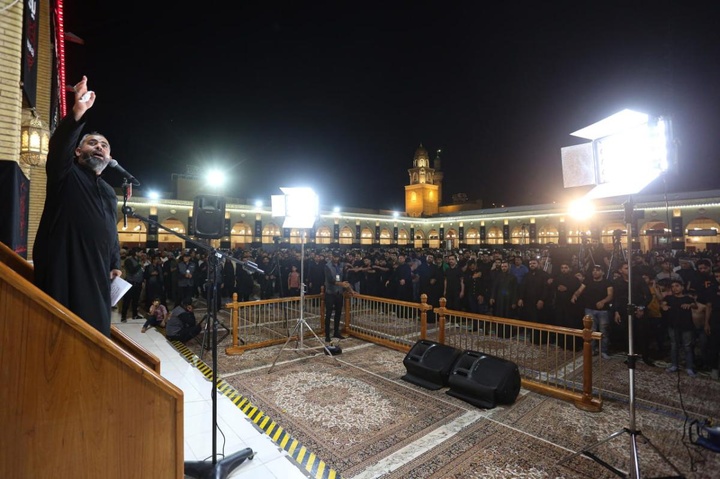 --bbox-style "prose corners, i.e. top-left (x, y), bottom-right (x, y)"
top-left (170, 339), bottom-right (341, 479)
